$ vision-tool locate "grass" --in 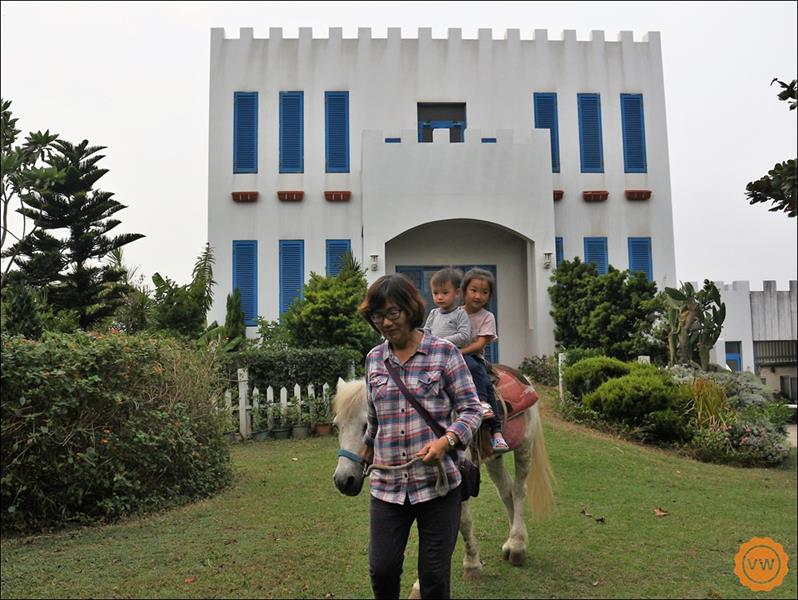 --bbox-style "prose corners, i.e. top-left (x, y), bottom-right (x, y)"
top-left (1, 388), bottom-right (796, 599)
